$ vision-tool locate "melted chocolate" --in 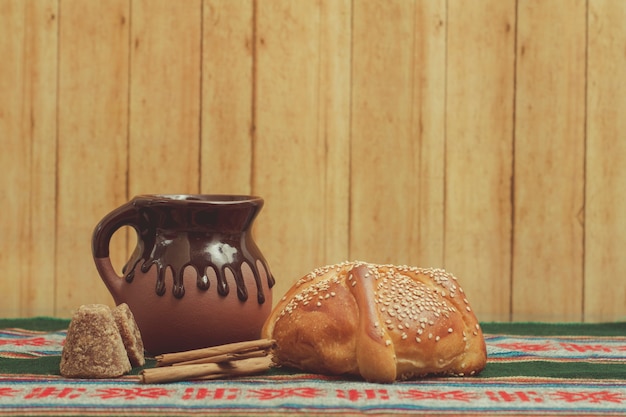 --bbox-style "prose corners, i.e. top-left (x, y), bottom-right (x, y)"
top-left (96, 195), bottom-right (275, 302)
